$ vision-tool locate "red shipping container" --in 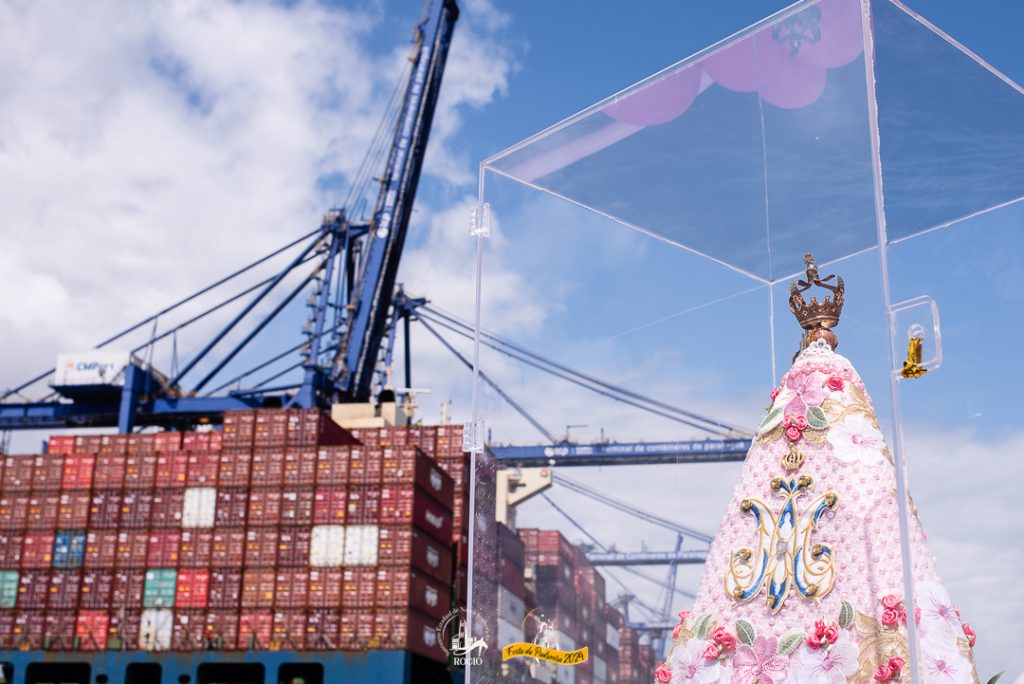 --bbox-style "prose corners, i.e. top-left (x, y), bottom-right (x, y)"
top-left (348, 447), bottom-right (383, 485)
top-left (172, 608), bottom-right (206, 650)
top-left (305, 609), bottom-right (341, 649)
top-left (209, 432), bottom-right (223, 452)
top-left (247, 489), bottom-right (281, 526)
top-left (211, 529), bottom-right (245, 566)
top-left (373, 608), bottom-right (445, 663)
top-left (339, 609), bottom-right (375, 650)
top-left (238, 609), bottom-right (272, 649)
top-left (119, 490), bottom-right (153, 528)
top-left (287, 408), bottom-right (355, 447)
top-left (378, 526), bottom-right (453, 584)
top-left (307, 568), bottom-right (343, 607)
top-left (98, 434), bottom-right (130, 455)
top-left (273, 569), bottom-right (308, 608)
top-left (147, 530), bottom-right (180, 567)
top-left (155, 452), bottom-right (188, 488)
top-left (112, 571), bottom-right (145, 606)
top-left (48, 435), bottom-right (76, 455)
top-left (345, 486), bottom-right (382, 524)
top-left (244, 529), bottom-right (278, 567)
top-left (251, 449), bottom-right (285, 487)
top-left (75, 609), bottom-right (110, 650)
top-left (279, 489), bottom-right (313, 525)
top-left (379, 485), bottom-right (416, 525)
top-left (276, 527), bottom-right (311, 567)
top-left (381, 447), bottom-right (414, 482)
top-left (21, 533), bottom-right (54, 568)
top-left (214, 488), bottom-right (249, 527)
top-left (180, 530), bottom-right (213, 567)
top-left (218, 449), bottom-right (252, 487)
top-left (205, 610), bottom-right (239, 650)
top-left (3, 457), bottom-right (34, 491)
top-left (80, 570), bottom-right (114, 608)
top-left (342, 568), bottom-right (376, 608)
top-left (414, 494), bottom-right (453, 545)
top-left (500, 555), bottom-right (526, 599)
top-left (0, 495), bottom-right (29, 530)
top-left (419, 426), bottom-right (438, 454)
top-left (13, 610), bottom-right (46, 649)
top-left (94, 453), bottom-right (127, 488)
top-left (0, 532), bottom-right (24, 568)
top-left (314, 446), bottom-right (349, 485)
top-left (115, 531), bottom-right (149, 568)
top-left (107, 610), bottom-right (141, 649)
top-left (376, 567), bottom-right (450, 619)
top-left (241, 569), bottom-right (275, 608)
top-left (176, 569), bottom-right (210, 608)
top-left (90, 490), bottom-right (122, 529)
top-left (62, 455), bottom-right (95, 489)
top-left (44, 611), bottom-right (76, 650)
top-left (0, 610), bottom-right (15, 650)
top-left (73, 435), bottom-right (103, 455)
top-left (186, 451), bottom-right (219, 486)
top-left (56, 491), bottom-right (90, 528)
top-left (124, 453), bottom-right (157, 488)
top-left (26, 493), bottom-right (59, 529)
top-left (283, 448), bottom-right (316, 485)
top-left (32, 455), bottom-right (65, 491)
top-left (150, 489), bottom-right (185, 528)
top-left (312, 486), bottom-right (347, 525)
top-left (271, 609), bottom-right (306, 649)
top-left (182, 432), bottom-right (211, 451)
top-left (17, 570), bottom-right (50, 607)
top-left (154, 432), bottom-right (183, 452)
top-left (48, 570), bottom-right (82, 609)
top-left (84, 531), bottom-right (118, 568)
top-left (222, 410), bottom-right (256, 449)
top-left (254, 409), bottom-right (289, 446)
top-left (208, 569), bottom-right (242, 608)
